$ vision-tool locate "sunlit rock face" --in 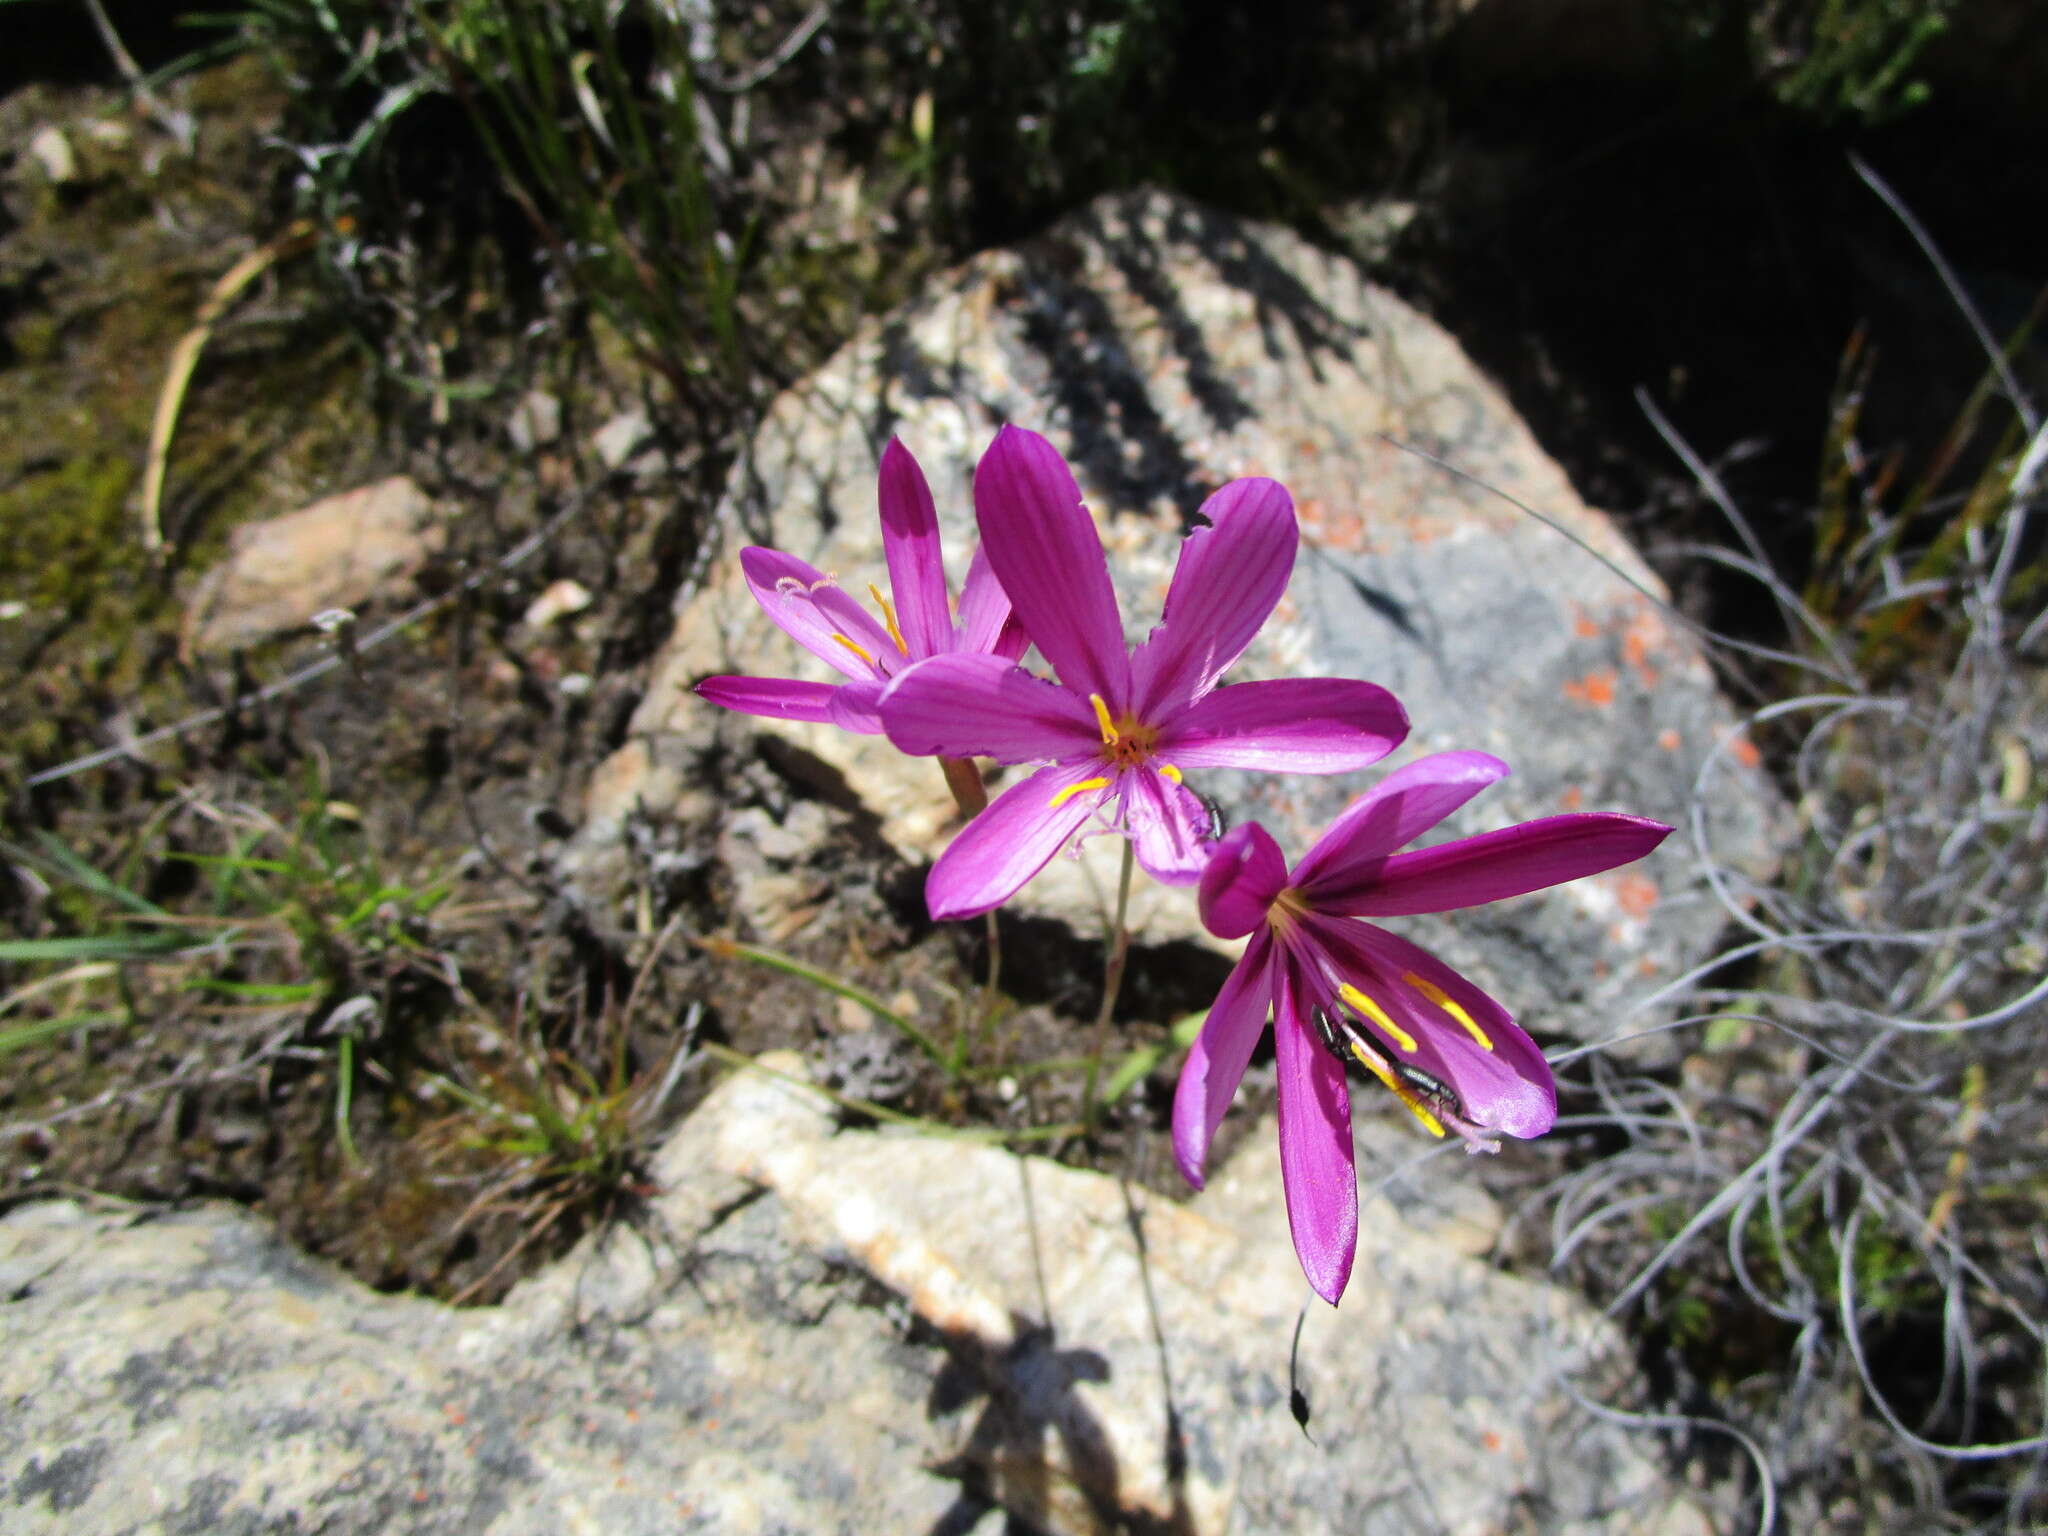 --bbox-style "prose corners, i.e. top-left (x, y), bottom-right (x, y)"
top-left (185, 476), bottom-right (444, 653)
top-left (0, 1057), bottom-right (1711, 1536)
top-left (580, 189), bottom-right (1780, 1056)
